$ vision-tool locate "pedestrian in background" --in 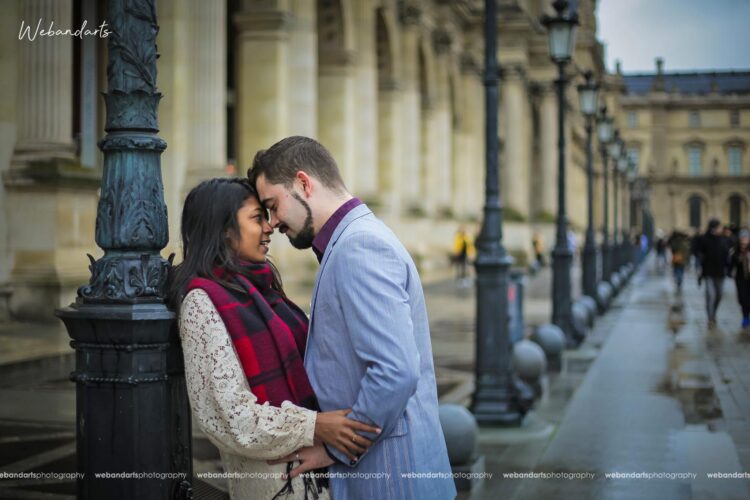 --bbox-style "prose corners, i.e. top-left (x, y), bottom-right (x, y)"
top-left (695, 219), bottom-right (731, 329)
top-left (667, 229), bottom-right (690, 295)
top-left (655, 231), bottom-right (667, 273)
top-left (730, 228), bottom-right (750, 330)
top-left (532, 232), bottom-right (546, 268)
top-left (566, 224), bottom-right (577, 260)
top-left (452, 225), bottom-right (475, 287)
